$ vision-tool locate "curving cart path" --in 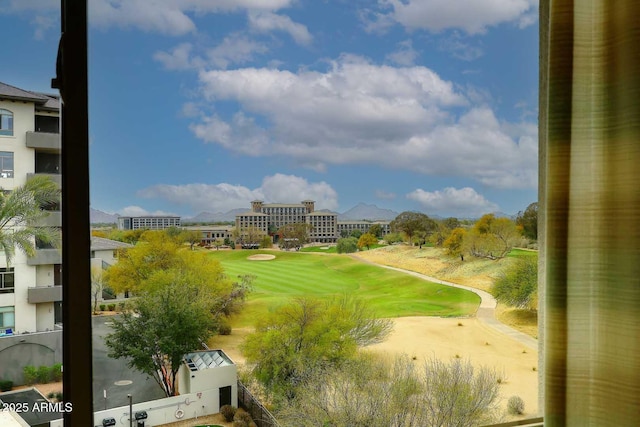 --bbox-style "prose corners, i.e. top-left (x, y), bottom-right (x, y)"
top-left (352, 255), bottom-right (538, 351)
